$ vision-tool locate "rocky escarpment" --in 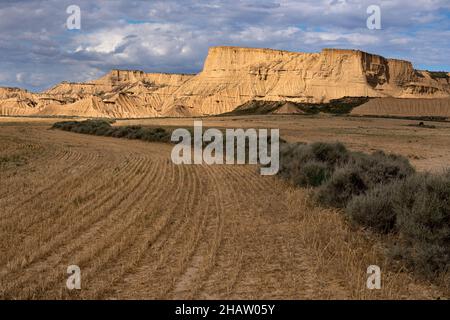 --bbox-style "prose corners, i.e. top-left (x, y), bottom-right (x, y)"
top-left (0, 70), bottom-right (195, 118)
top-left (0, 47), bottom-right (449, 118)
top-left (160, 47), bottom-right (450, 115)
